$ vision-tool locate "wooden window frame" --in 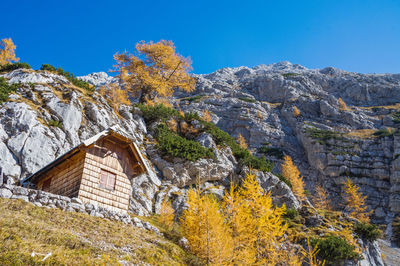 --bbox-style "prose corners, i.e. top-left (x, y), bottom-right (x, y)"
top-left (99, 169), bottom-right (116, 191)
